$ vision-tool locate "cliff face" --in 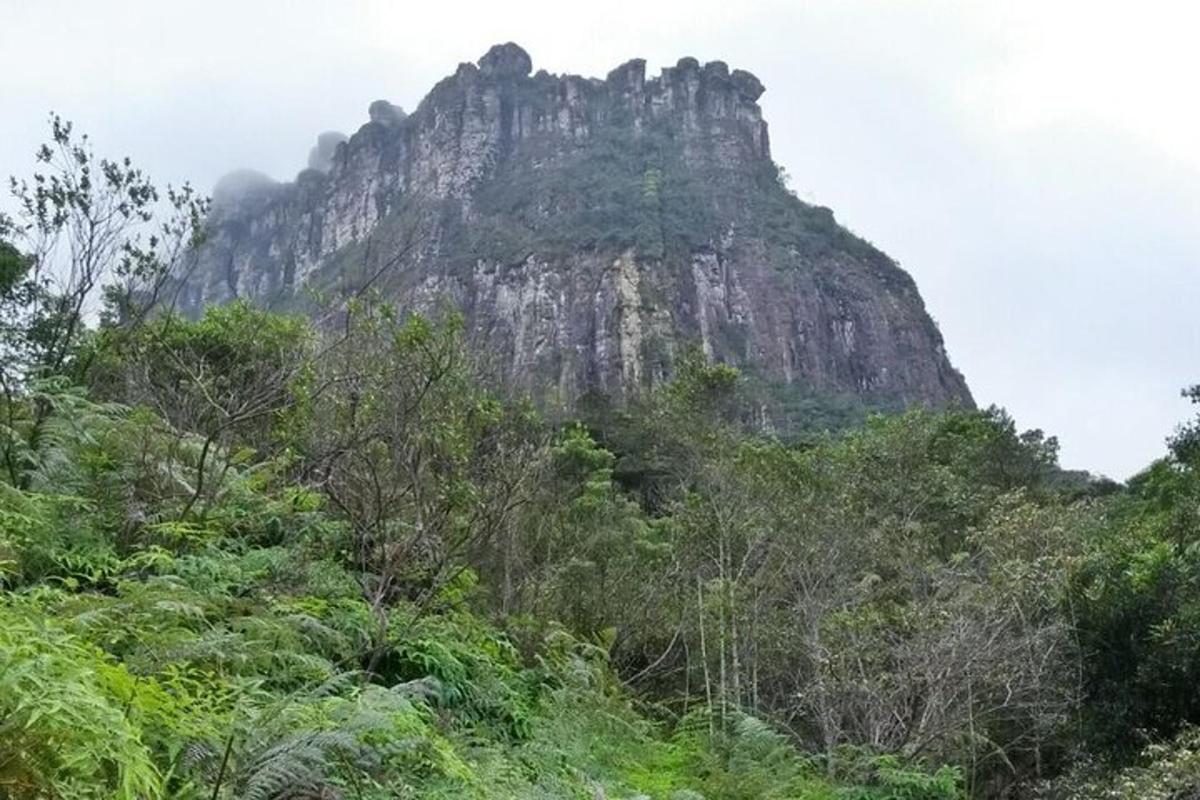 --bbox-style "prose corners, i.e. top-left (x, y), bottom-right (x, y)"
top-left (179, 43), bottom-right (972, 416)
